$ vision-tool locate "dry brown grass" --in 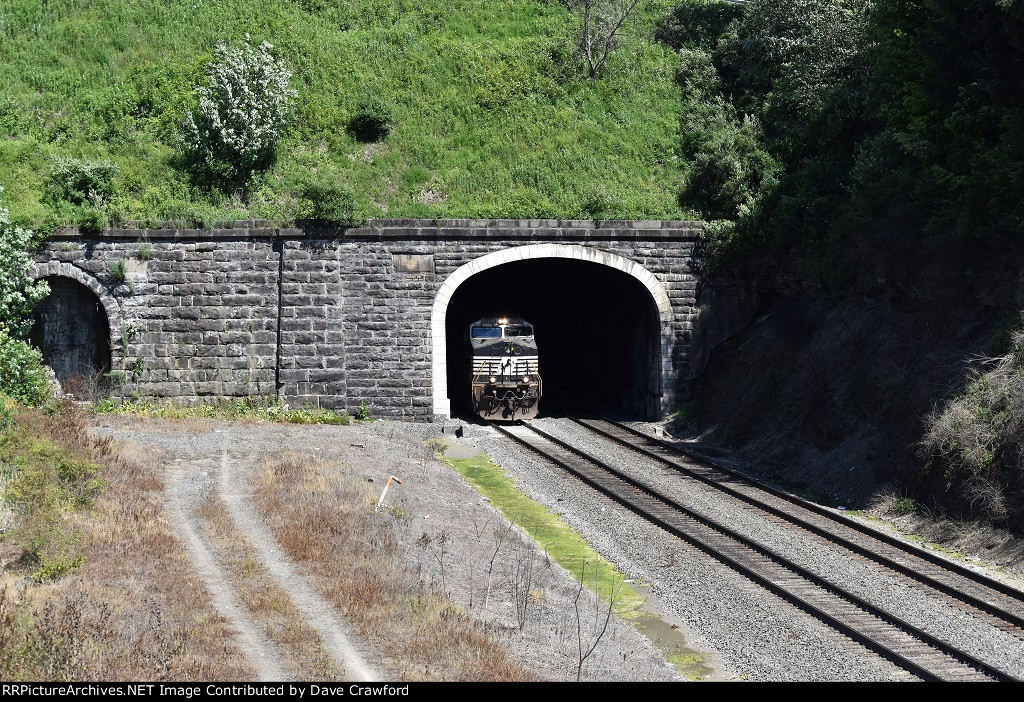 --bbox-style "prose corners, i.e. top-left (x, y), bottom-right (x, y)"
top-left (922, 327), bottom-right (1024, 530)
top-left (197, 496), bottom-right (343, 680)
top-left (0, 399), bottom-right (252, 680)
top-left (252, 451), bottom-right (535, 681)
